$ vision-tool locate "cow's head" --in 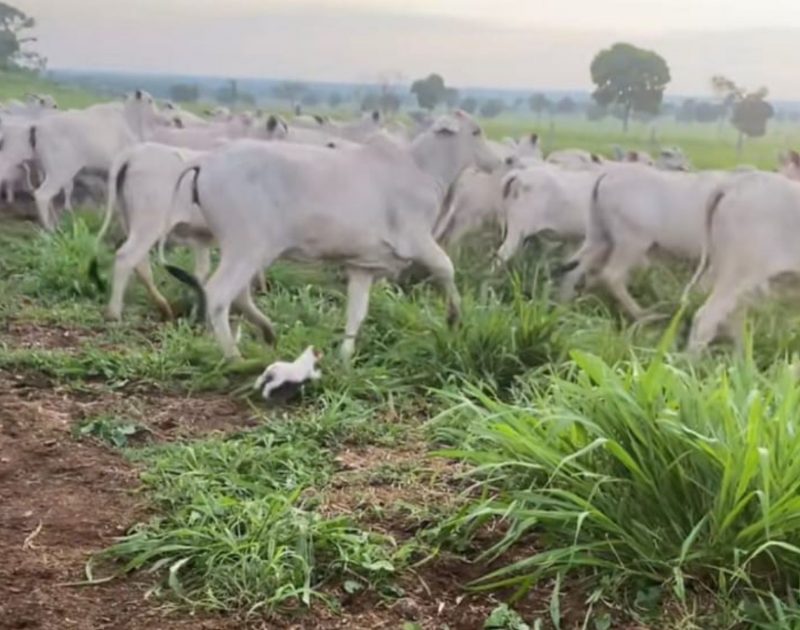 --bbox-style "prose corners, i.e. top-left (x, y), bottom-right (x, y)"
top-left (427, 110), bottom-right (501, 177)
top-left (124, 89), bottom-right (163, 138)
top-left (780, 150), bottom-right (800, 182)
top-left (265, 114), bottom-right (288, 139)
top-left (658, 147), bottom-right (692, 172)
